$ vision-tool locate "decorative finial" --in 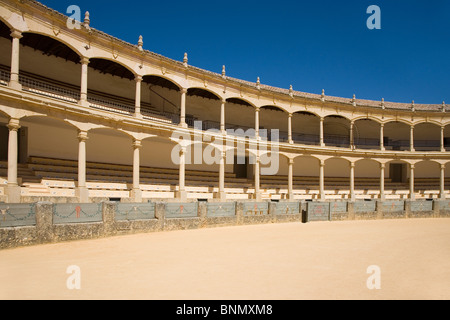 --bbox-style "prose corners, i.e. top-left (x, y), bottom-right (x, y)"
top-left (222, 65), bottom-right (226, 78)
top-left (321, 89), bottom-right (325, 102)
top-left (289, 85), bottom-right (293, 97)
top-left (84, 11), bottom-right (90, 29)
top-left (411, 100), bottom-right (415, 112)
top-left (183, 53), bottom-right (188, 67)
top-left (381, 98), bottom-right (385, 109)
top-left (138, 35), bottom-right (143, 51)
top-left (442, 101), bottom-right (446, 113)
top-left (256, 77), bottom-right (261, 90)
top-left (352, 94), bottom-right (356, 107)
